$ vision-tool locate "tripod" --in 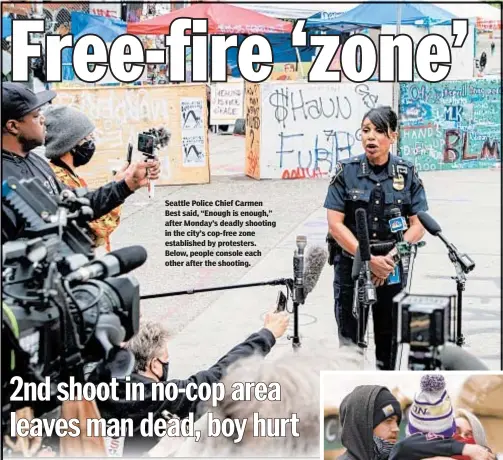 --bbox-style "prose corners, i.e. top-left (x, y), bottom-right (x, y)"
top-left (140, 277), bottom-right (302, 350)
